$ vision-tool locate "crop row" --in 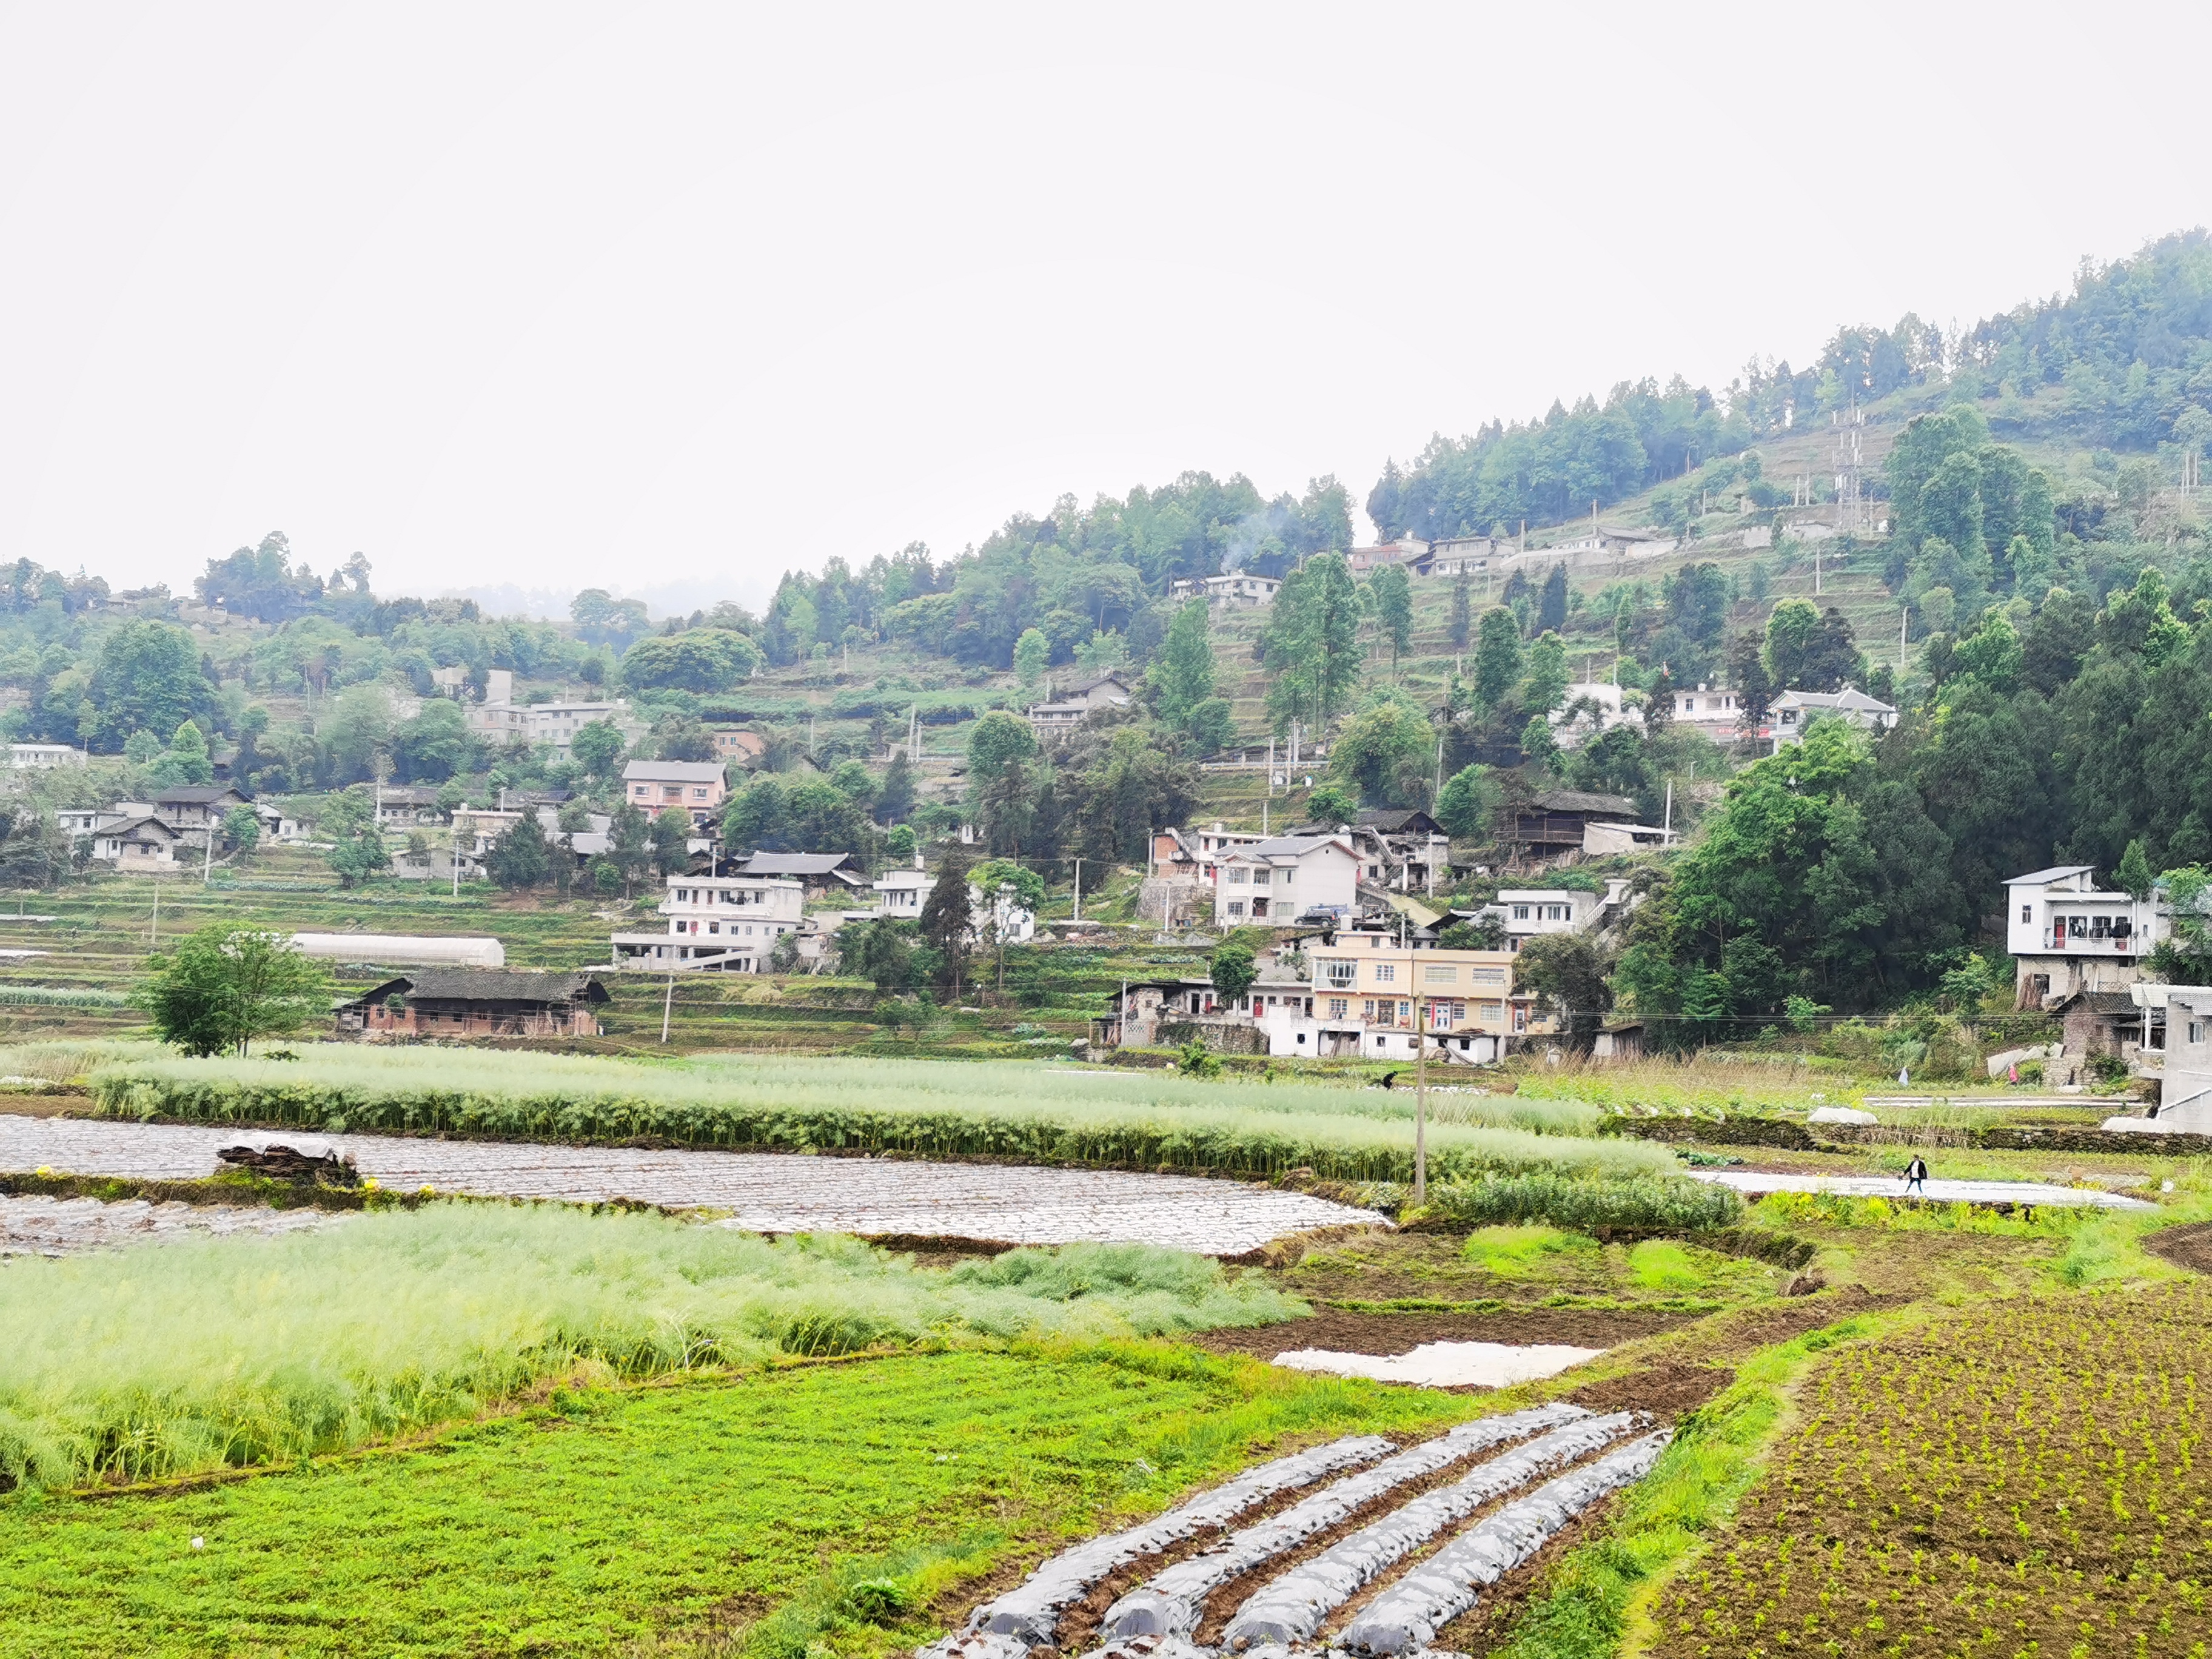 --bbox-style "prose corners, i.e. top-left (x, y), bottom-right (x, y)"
top-left (1649, 1279), bottom-right (2212, 1656)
